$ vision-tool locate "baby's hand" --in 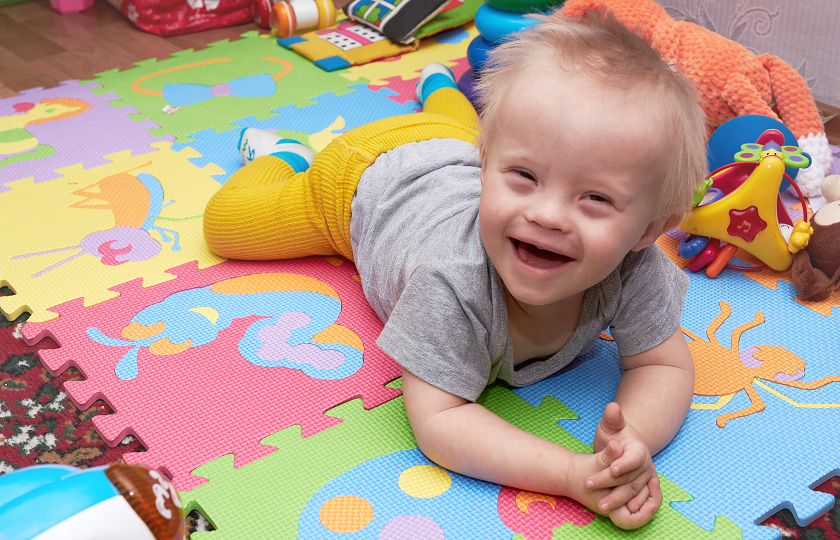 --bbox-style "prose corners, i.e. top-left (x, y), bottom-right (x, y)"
top-left (567, 441), bottom-right (661, 529)
top-left (607, 469), bottom-right (662, 529)
top-left (587, 403), bottom-right (662, 526)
